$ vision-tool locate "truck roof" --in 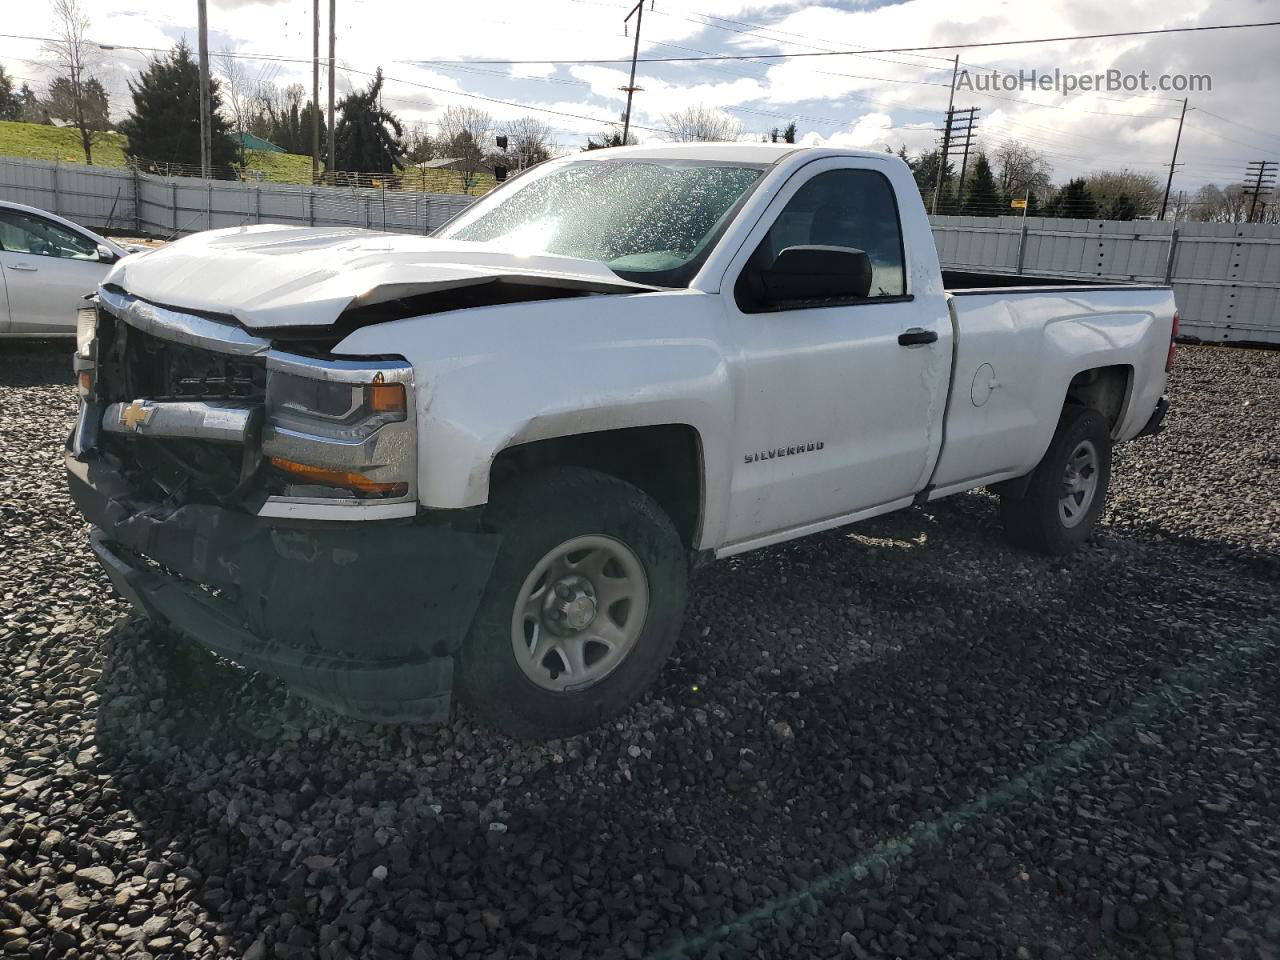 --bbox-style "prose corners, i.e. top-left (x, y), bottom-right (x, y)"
top-left (570, 141), bottom-right (895, 165)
